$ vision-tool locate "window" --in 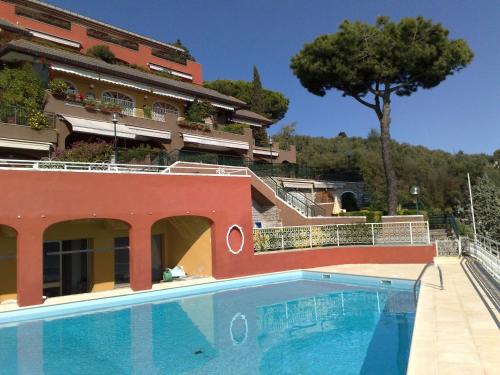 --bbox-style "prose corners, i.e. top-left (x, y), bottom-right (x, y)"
top-left (102, 91), bottom-right (135, 116)
top-left (152, 102), bottom-right (179, 122)
top-left (87, 28), bottom-right (139, 50)
top-left (15, 6), bottom-right (71, 30)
